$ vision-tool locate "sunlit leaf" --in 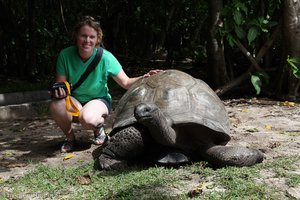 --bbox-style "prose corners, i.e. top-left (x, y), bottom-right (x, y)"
top-left (265, 124), bottom-right (272, 130)
top-left (287, 55), bottom-right (300, 79)
top-left (188, 182), bottom-right (213, 197)
top-left (280, 101), bottom-right (295, 107)
top-left (251, 72), bottom-right (270, 95)
top-left (241, 108), bottom-right (249, 112)
top-left (63, 154), bottom-right (74, 161)
top-left (251, 75), bottom-right (262, 95)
